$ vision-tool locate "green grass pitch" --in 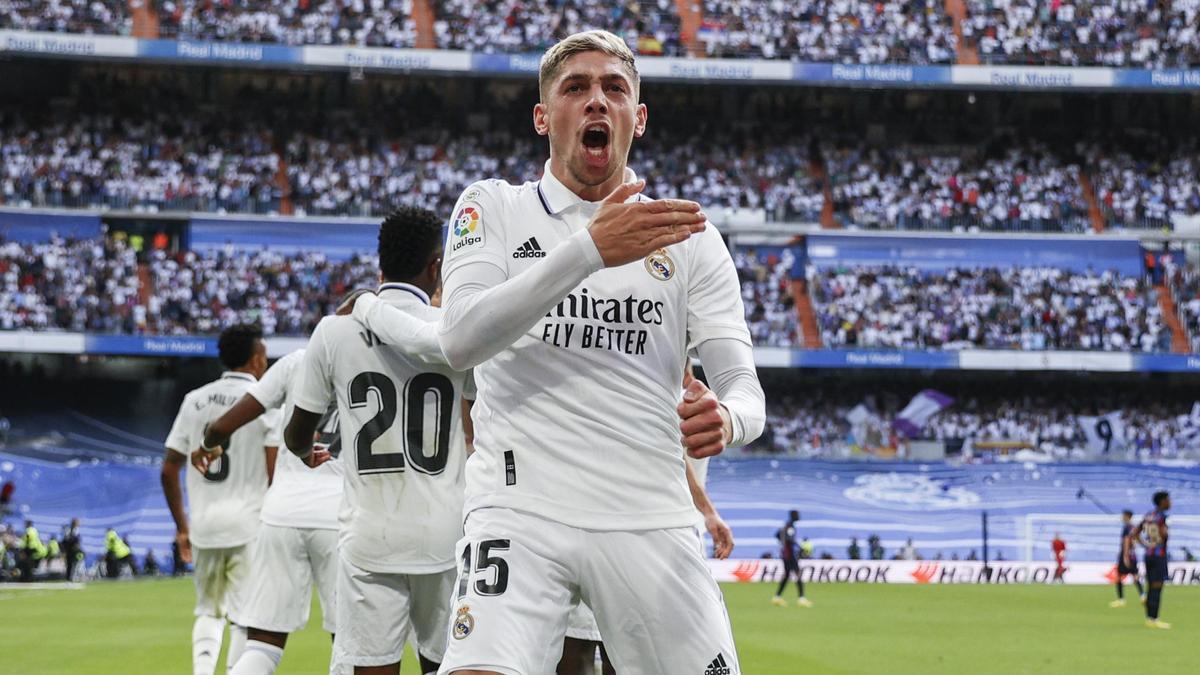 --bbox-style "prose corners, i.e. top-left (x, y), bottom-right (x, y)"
top-left (2, 579), bottom-right (1194, 673)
